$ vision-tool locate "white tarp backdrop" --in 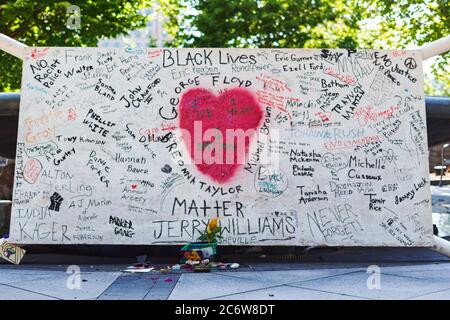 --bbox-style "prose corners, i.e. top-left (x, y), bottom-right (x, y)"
top-left (10, 47), bottom-right (433, 246)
